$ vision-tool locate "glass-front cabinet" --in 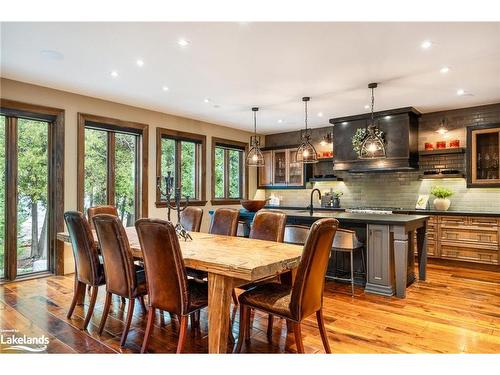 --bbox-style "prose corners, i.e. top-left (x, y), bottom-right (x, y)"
top-left (468, 124), bottom-right (500, 187)
top-left (257, 147), bottom-right (308, 189)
